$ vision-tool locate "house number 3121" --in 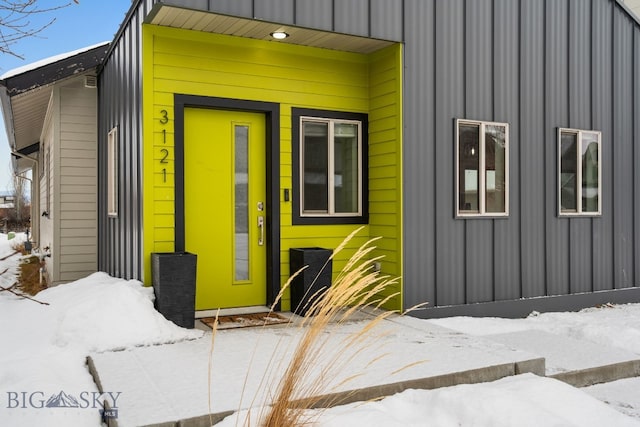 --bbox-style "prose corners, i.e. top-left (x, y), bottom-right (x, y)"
top-left (159, 109), bottom-right (169, 183)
